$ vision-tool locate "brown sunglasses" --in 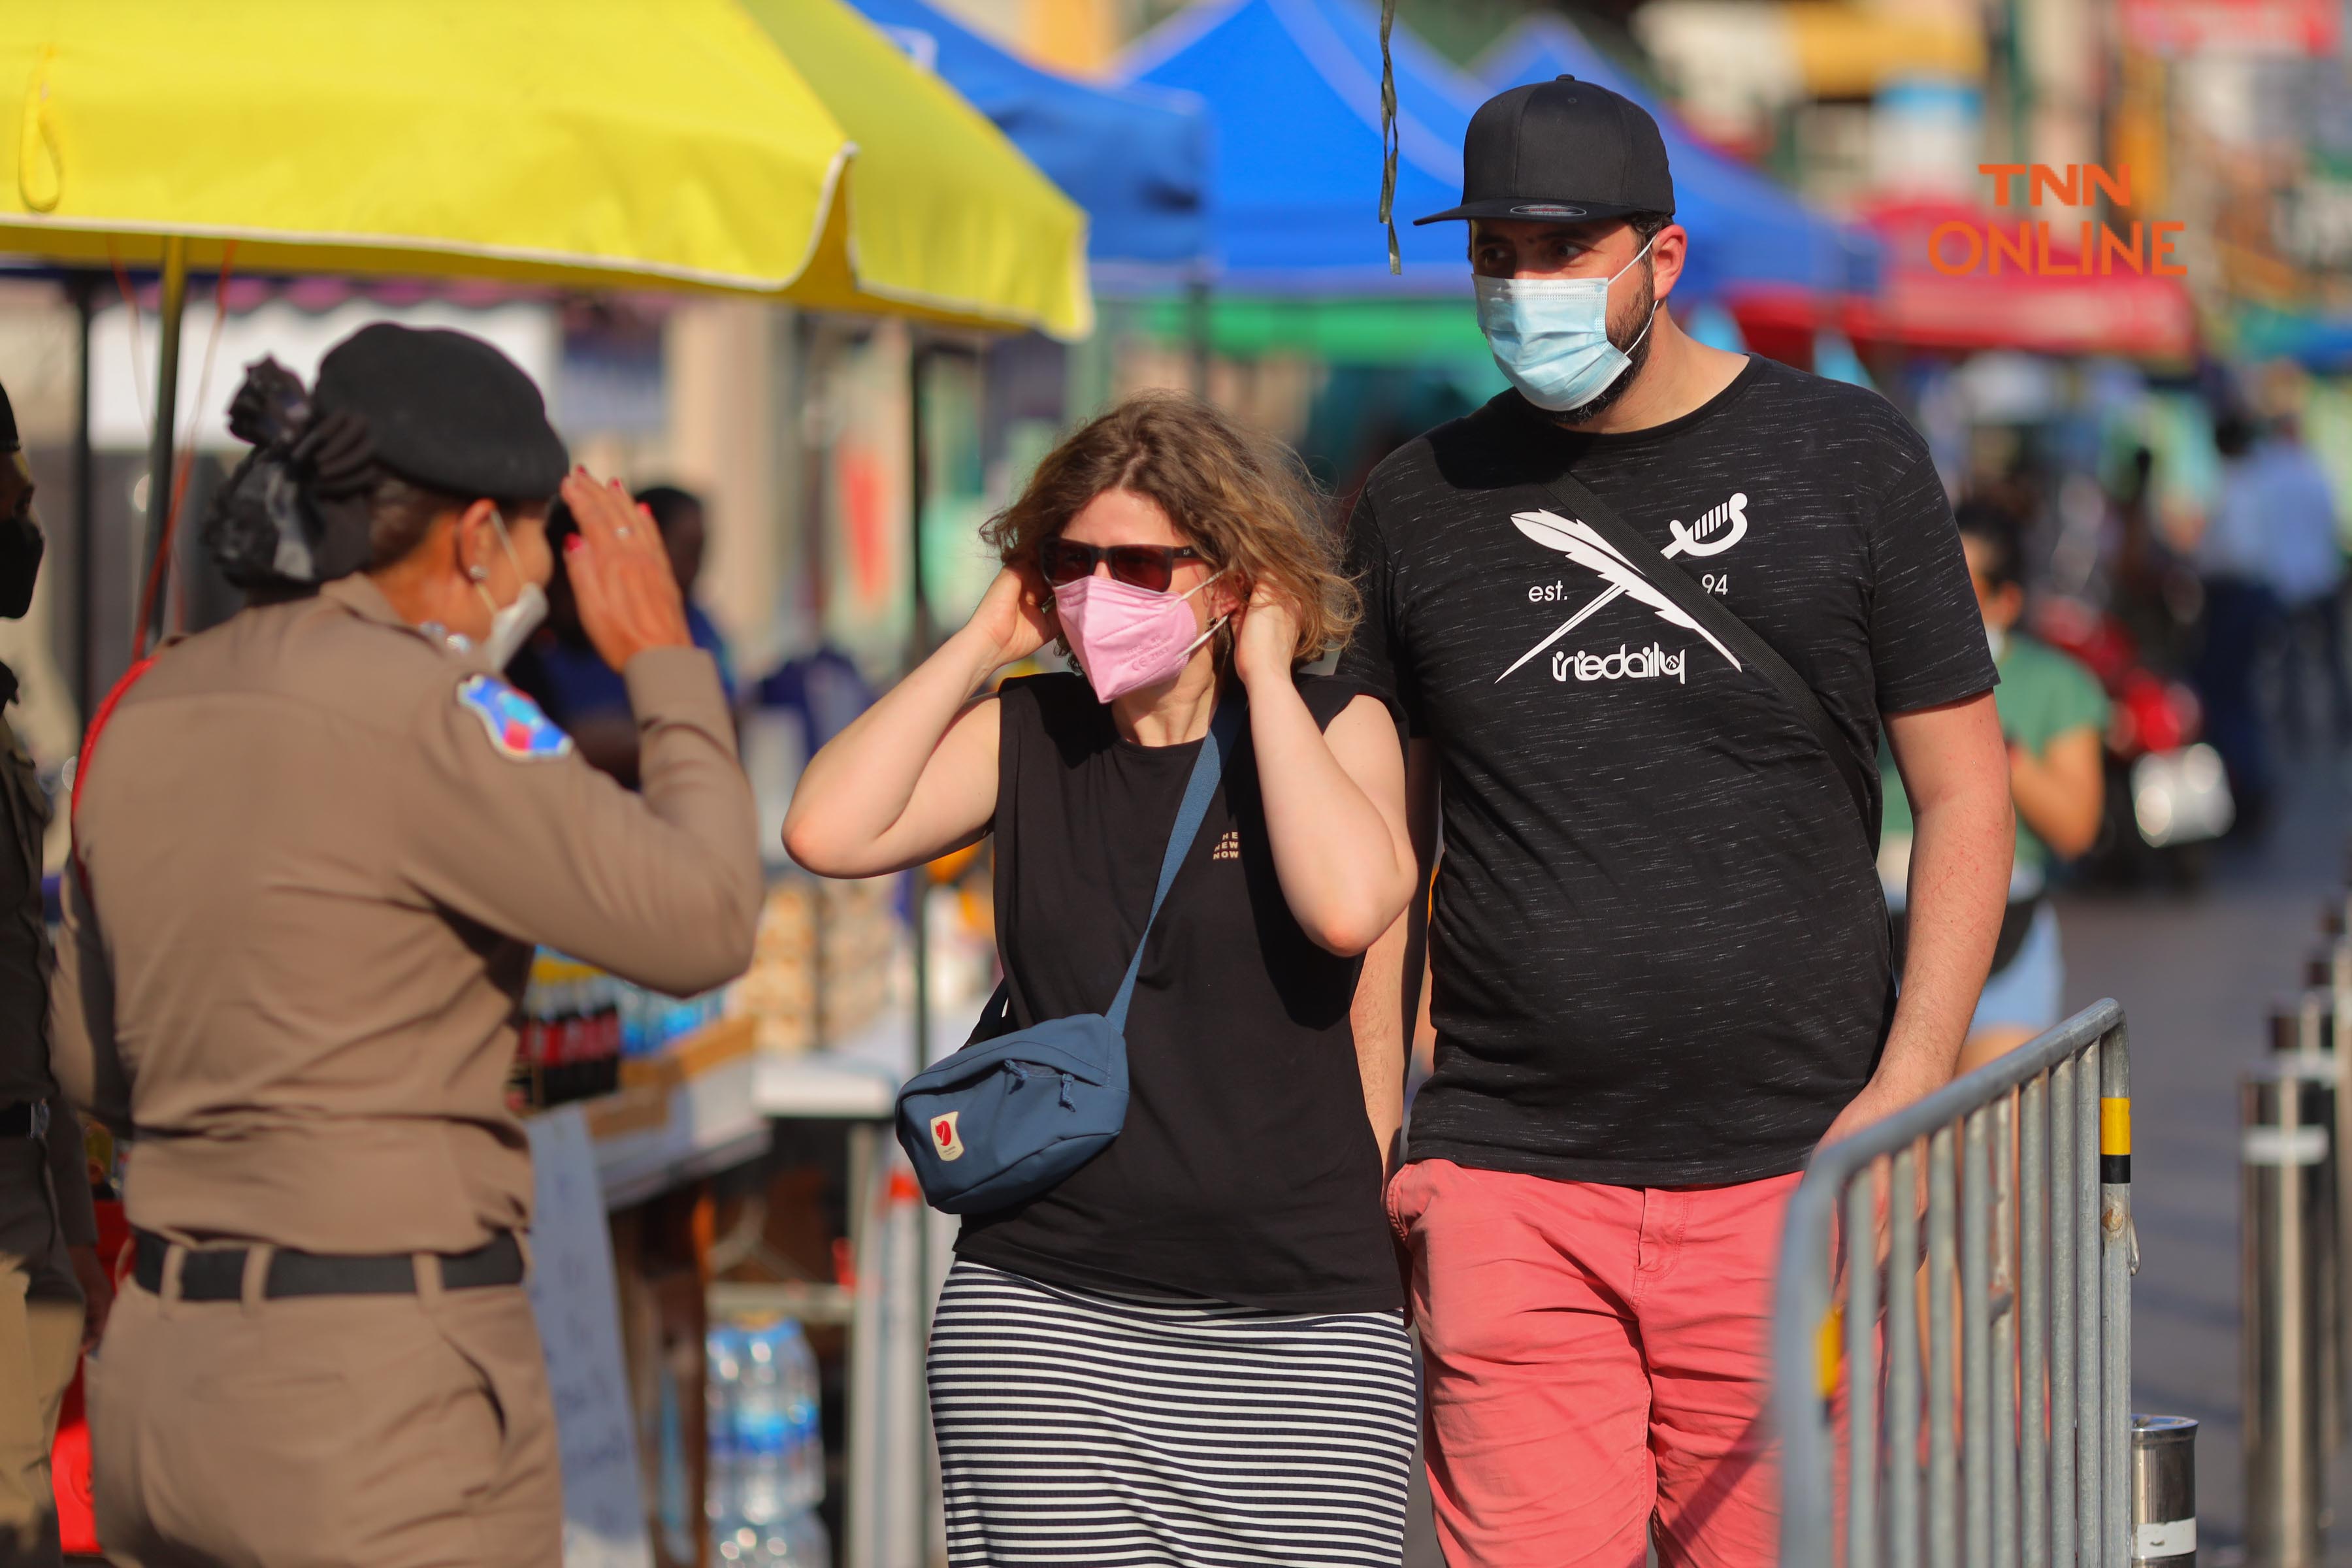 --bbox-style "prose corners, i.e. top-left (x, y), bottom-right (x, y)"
top-left (1037, 538), bottom-right (1203, 593)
